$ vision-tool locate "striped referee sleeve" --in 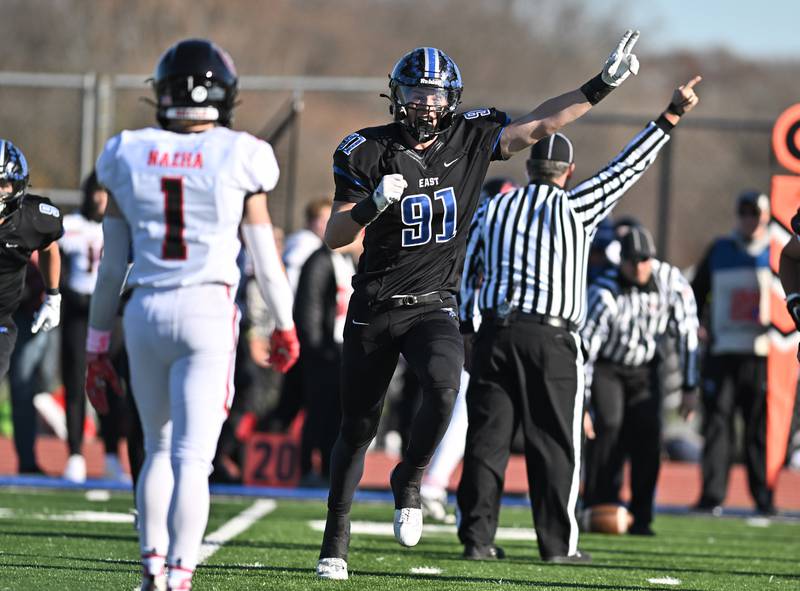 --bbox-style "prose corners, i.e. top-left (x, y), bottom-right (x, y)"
top-left (567, 119), bottom-right (672, 233)
top-left (580, 282), bottom-right (617, 398)
top-left (459, 197), bottom-right (490, 331)
top-left (667, 265), bottom-right (700, 389)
